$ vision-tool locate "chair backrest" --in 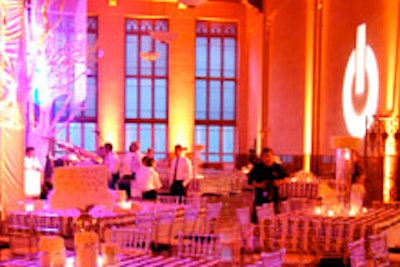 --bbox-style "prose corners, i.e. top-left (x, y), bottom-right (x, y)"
top-left (348, 238), bottom-right (367, 267)
top-left (7, 212), bottom-right (32, 233)
top-left (204, 202), bottom-right (223, 233)
top-left (259, 248), bottom-right (286, 267)
top-left (368, 232), bottom-right (390, 267)
top-left (236, 206), bottom-right (251, 225)
top-left (153, 208), bottom-right (176, 245)
top-left (157, 195), bottom-right (181, 204)
top-left (183, 206), bottom-right (200, 234)
top-left (177, 231), bottom-right (221, 261)
top-left (111, 227), bottom-right (152, 255)
top-left (31, 214), bottom-right (61, 235)
top-left (134, 210), bottom-right (156, 229)
top-left (256, 203), bottom-right (275, 222)
top-left (182, 196), bottom-right (207, 209)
